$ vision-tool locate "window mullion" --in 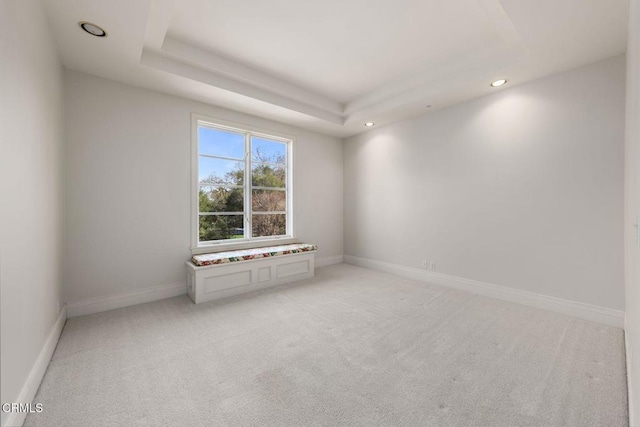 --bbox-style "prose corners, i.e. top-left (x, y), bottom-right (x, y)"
top-left (244, 133), bottom-right (252, 240)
